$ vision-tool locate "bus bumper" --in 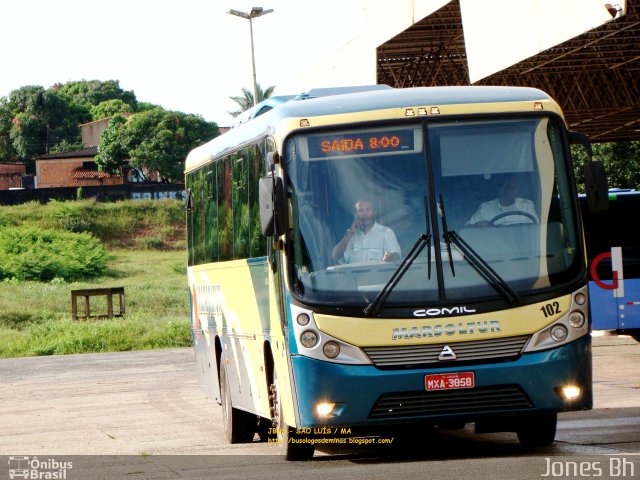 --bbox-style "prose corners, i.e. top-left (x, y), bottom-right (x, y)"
top-left (290, 335), bottom-right (592, 428)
